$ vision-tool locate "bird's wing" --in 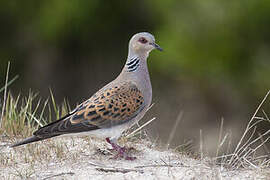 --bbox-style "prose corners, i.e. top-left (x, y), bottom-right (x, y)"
top-left (34, 82), bottom-right (145, 137)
